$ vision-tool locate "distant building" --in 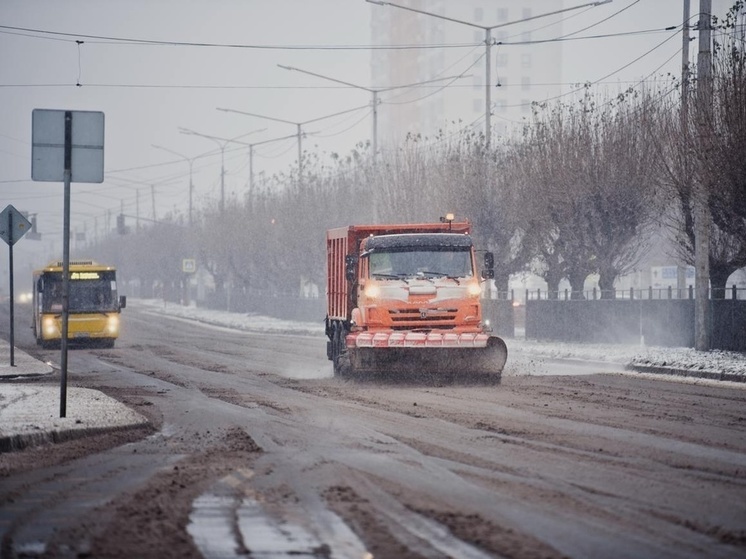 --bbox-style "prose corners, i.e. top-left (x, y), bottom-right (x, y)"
top-left (370, 0), bottom-right (564, 148)
top-left (369, 0), bottom-right (744, 151)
